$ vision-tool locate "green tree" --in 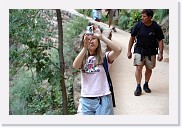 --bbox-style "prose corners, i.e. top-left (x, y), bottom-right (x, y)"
top-left (9, 9), bottom-right (88, 115)
top-left (56, 9), bottom-right (68, 115)
top-left (9, 9), bottom-right (66, 114)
